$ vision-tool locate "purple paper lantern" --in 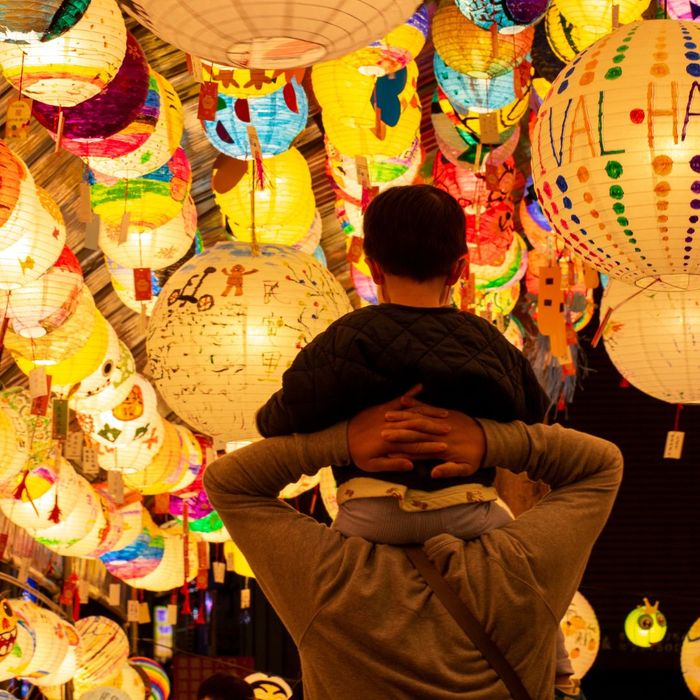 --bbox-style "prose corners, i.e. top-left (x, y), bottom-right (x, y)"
top-left (32, 32), bottom-right (149, 141)
top-left (456, 0), bottom-right (551, 32)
